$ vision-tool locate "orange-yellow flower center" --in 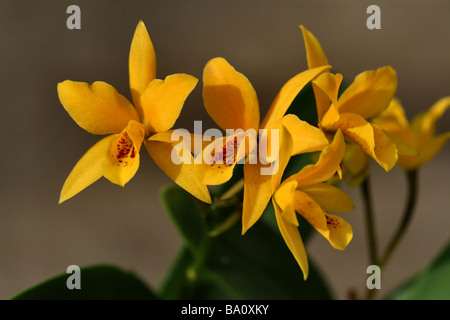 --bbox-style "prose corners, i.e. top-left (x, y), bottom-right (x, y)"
top-left (115, 132), bottom-right (136, 166)
top-left (210, 136), bottom-right (239, 167)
